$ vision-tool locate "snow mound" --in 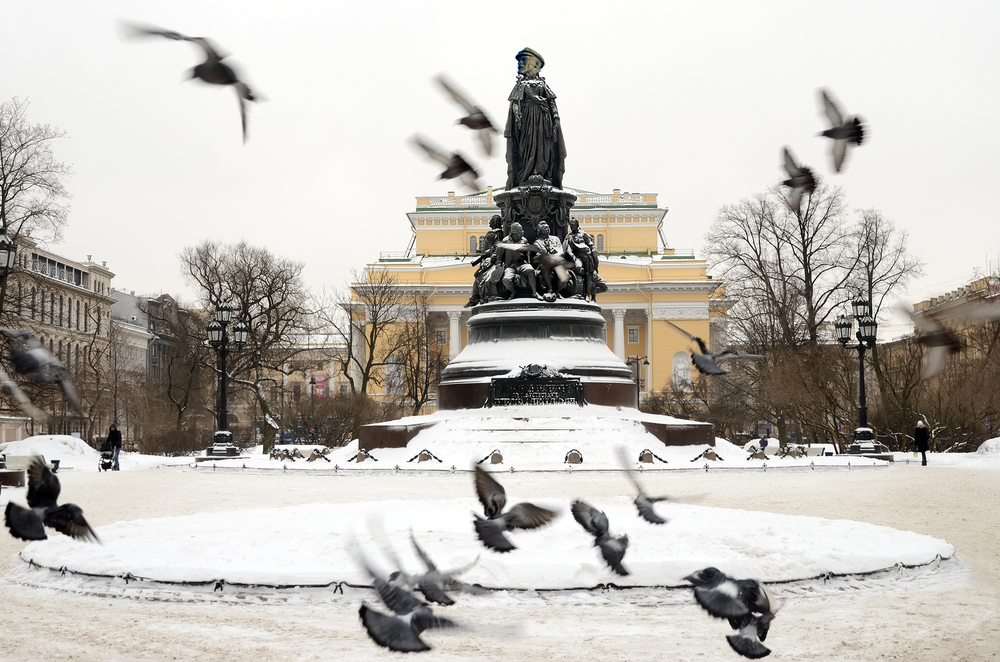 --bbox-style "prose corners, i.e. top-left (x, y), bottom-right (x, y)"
top-left (18, 497), bottom-right (955, 591)
top-left (0, 435), bottom-right (99, 468)
top-left (977, 438), bottom-right (1000, 455)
